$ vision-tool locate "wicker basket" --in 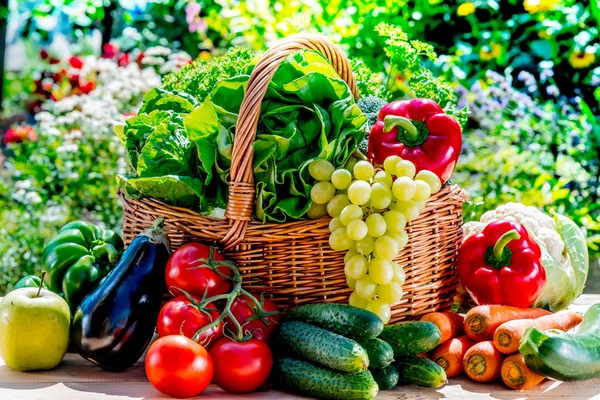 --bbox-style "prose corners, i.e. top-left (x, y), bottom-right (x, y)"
top-left (120, 34), bottom-right (468, 323)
